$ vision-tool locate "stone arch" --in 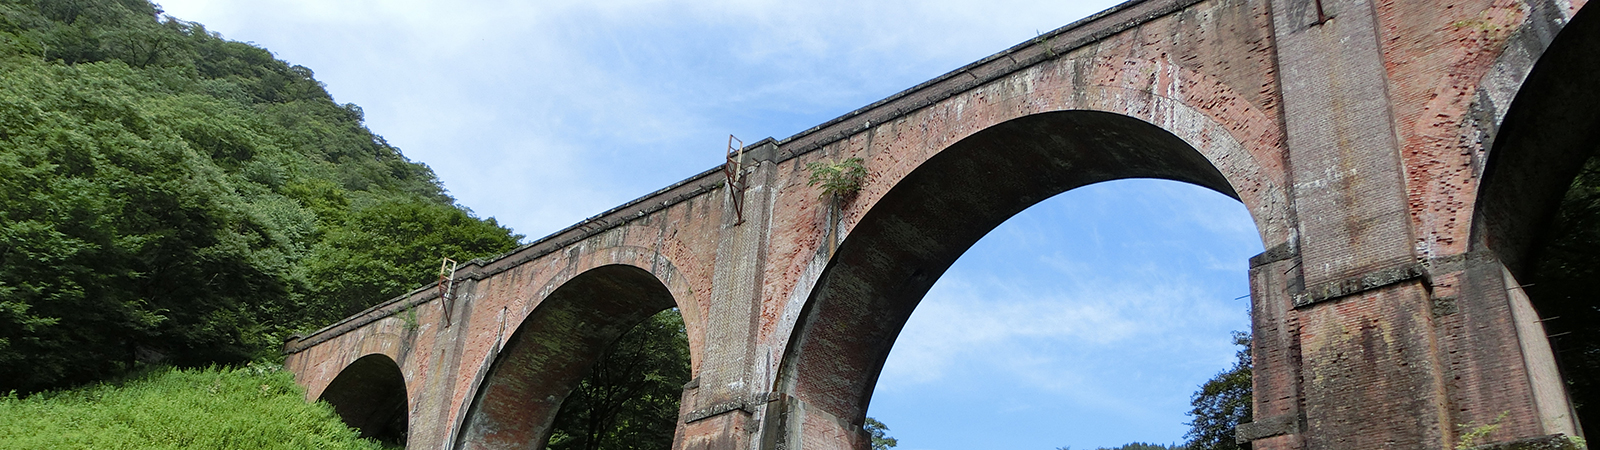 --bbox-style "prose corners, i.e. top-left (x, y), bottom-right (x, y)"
top-left (837, 56), bottom-right (1293, 245)
top-left (1463, 2), bottom-right (1600, 439)
top-left (1473, 2), bottom-right (1600, 277)
top-left (768, 110), bottom-right (1267, 448)
top-left (319, 353), bottom-right (409, 447)
top-left (299, 318), bottom-right (411, 403)
top-left (519, 224), bottom-right (708, 372)
top-left (454, 263), bottom-right (689, 449)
